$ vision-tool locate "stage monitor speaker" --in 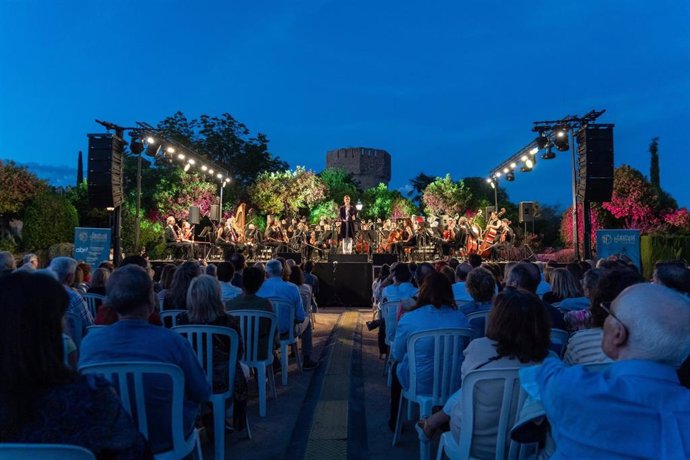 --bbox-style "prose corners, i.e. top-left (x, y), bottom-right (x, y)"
top-left (87, 133), bottom-right (124, 208)
top-left (313, 261), bottom-right (373, 307)
top-left (277, 252), bottom-right (302, 265)
top-left (372, 253), bottom-right (398, 266)
top-left (328, 254), bottom-right (368, 263)
top-left (577, 125), bottom-right (614, 202)
top-left (189, 206), bottom-right (200, 225)
top-left (209, 204), bottom-right (220, 221)
top-left (519, 201), bottom-right (535, 223)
